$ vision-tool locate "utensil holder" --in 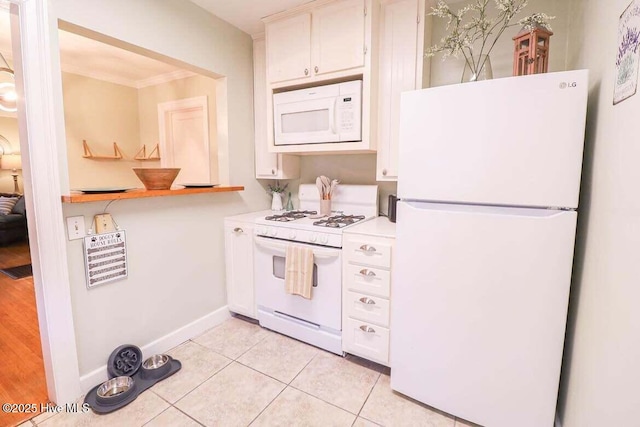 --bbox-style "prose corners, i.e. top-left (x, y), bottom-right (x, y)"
top-left (320, 199), bottom-right (331, 216)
